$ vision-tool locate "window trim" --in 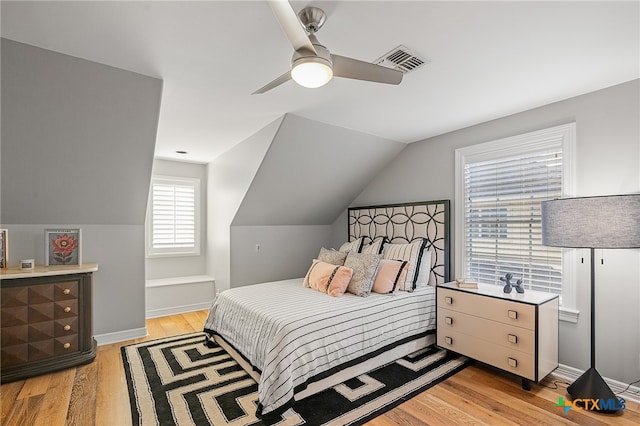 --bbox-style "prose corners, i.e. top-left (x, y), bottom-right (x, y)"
top-left (146, 175), bottom-right (201, 258)
top-left (454, 123), bottom-right (578, 322)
